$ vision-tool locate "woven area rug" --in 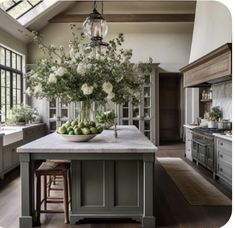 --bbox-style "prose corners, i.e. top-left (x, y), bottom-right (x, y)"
top-left (157, 157), bottom-right (232, 206)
